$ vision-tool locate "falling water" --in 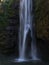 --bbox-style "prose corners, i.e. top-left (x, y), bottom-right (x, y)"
top-left (18, 0), bottom-right (39, 61)
top-left (13, 0), bottom-right (40, 62)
